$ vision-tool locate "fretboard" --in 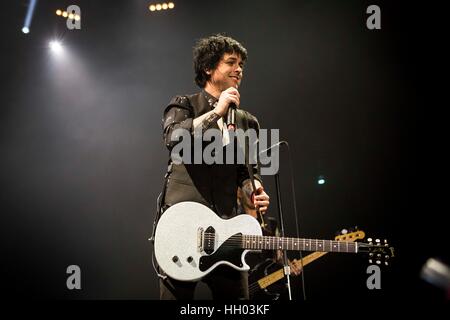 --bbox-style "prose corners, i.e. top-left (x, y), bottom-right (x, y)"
top-left (241, 235), bottom-right (359, 253)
